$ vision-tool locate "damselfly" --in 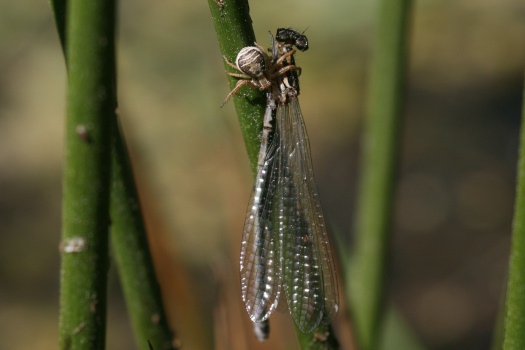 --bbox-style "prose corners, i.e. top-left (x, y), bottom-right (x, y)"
top-left (223, 28), bottom-right (338, 334)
